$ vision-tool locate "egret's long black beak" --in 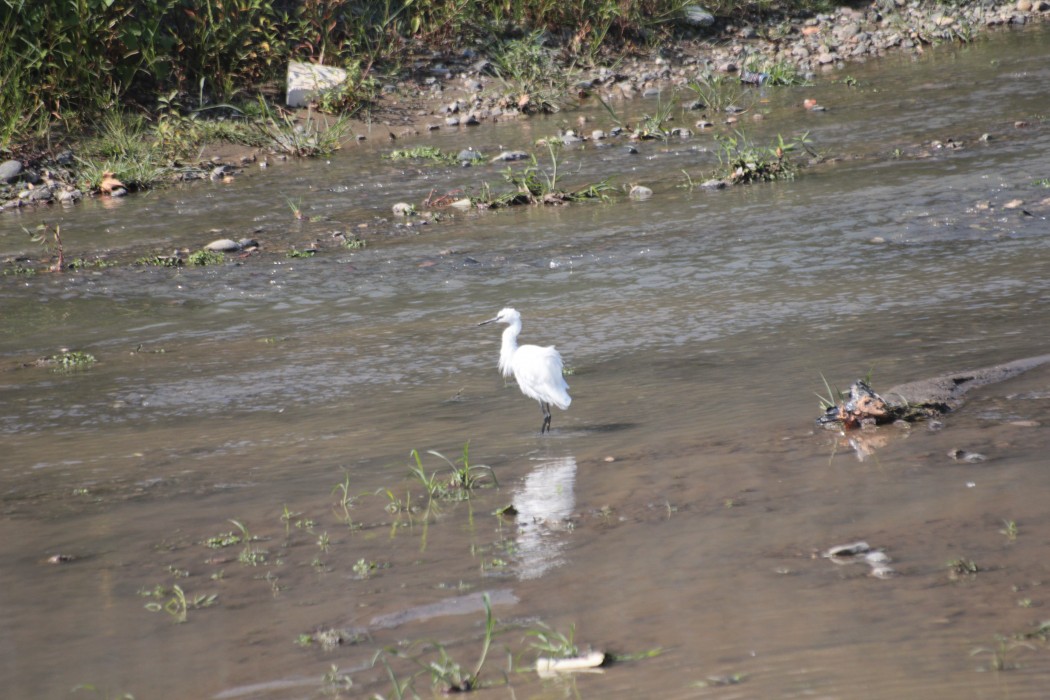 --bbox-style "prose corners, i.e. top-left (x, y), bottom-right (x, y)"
top-left (478, 317), bottom-right (497, 326)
